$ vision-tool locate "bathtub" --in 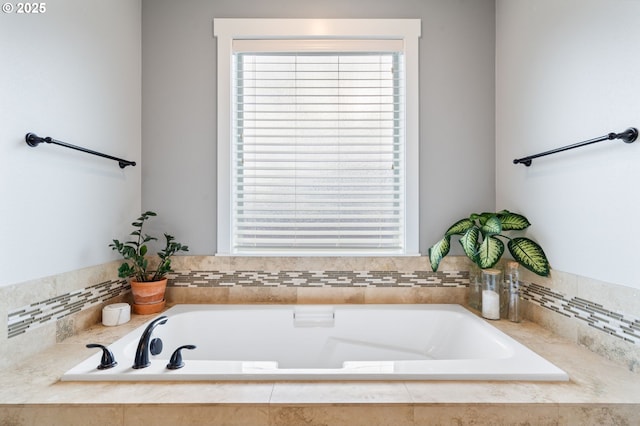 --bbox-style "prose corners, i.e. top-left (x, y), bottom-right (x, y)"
top-left (61, 304), bottom-right (569, 381)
